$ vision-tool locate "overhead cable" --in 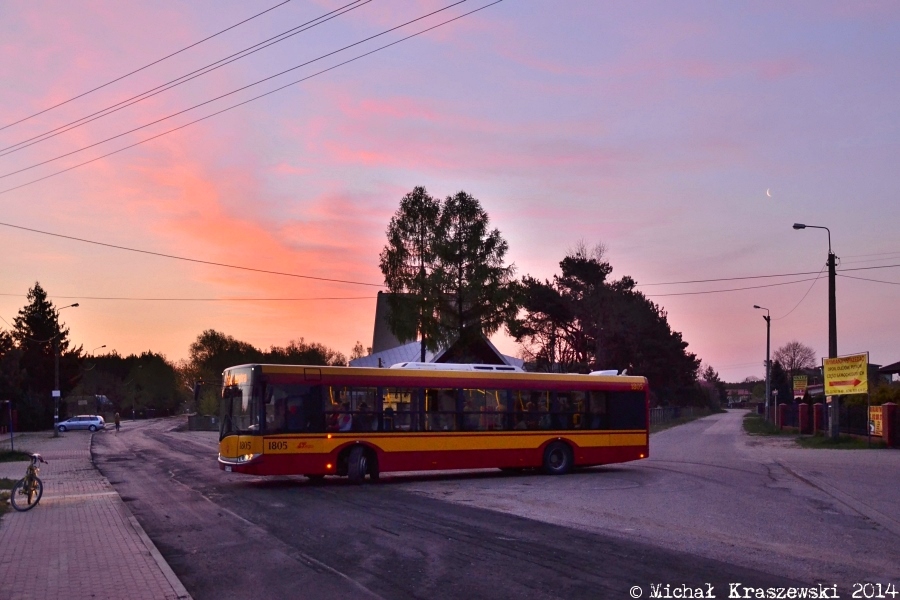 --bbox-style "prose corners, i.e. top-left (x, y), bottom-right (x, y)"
top-left (0, 220), bottom-right (384, 287)
top-left (0, 0), bottom-right (371, 158)
top-left (0, 1), bottom-right (503, 195)
top-left (0, 293), bottom-right (376, 301)
top-left (0, 0), bottom-right (294, 132)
